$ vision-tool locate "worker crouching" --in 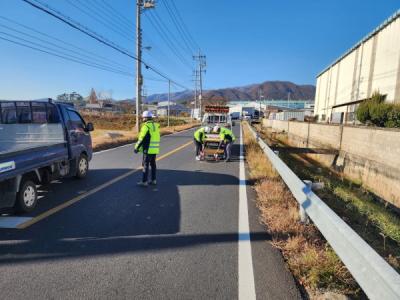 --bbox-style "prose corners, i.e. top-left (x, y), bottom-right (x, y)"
top-left (193, 126), bottom-right (210, 160)
top-left (214, 125), bottom-right (236, 162)
top-left (134, 111), bottom-right (160, 187)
